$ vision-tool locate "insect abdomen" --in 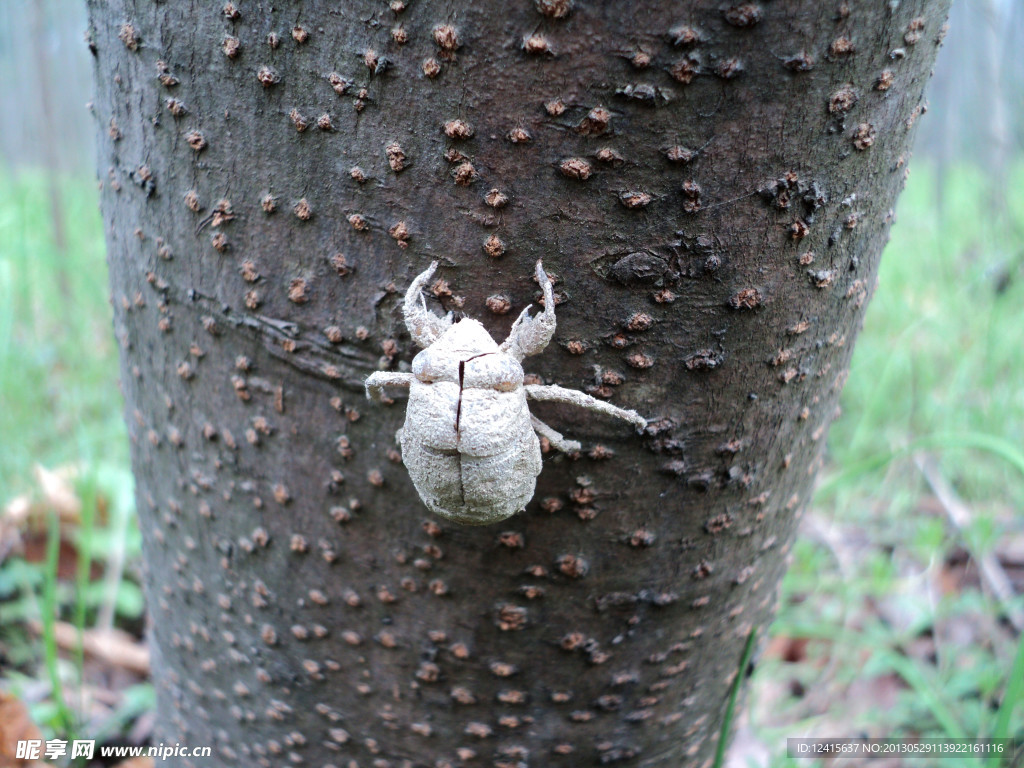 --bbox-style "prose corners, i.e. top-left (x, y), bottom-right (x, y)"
top-left (406, 380), bottom-right (459, 451)
top-left (456, 389), bottom-right (530, 457)
top-left (460, 428), bottom-right (541, 522)
top-left (400, 385), bottom-right (541, 525)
